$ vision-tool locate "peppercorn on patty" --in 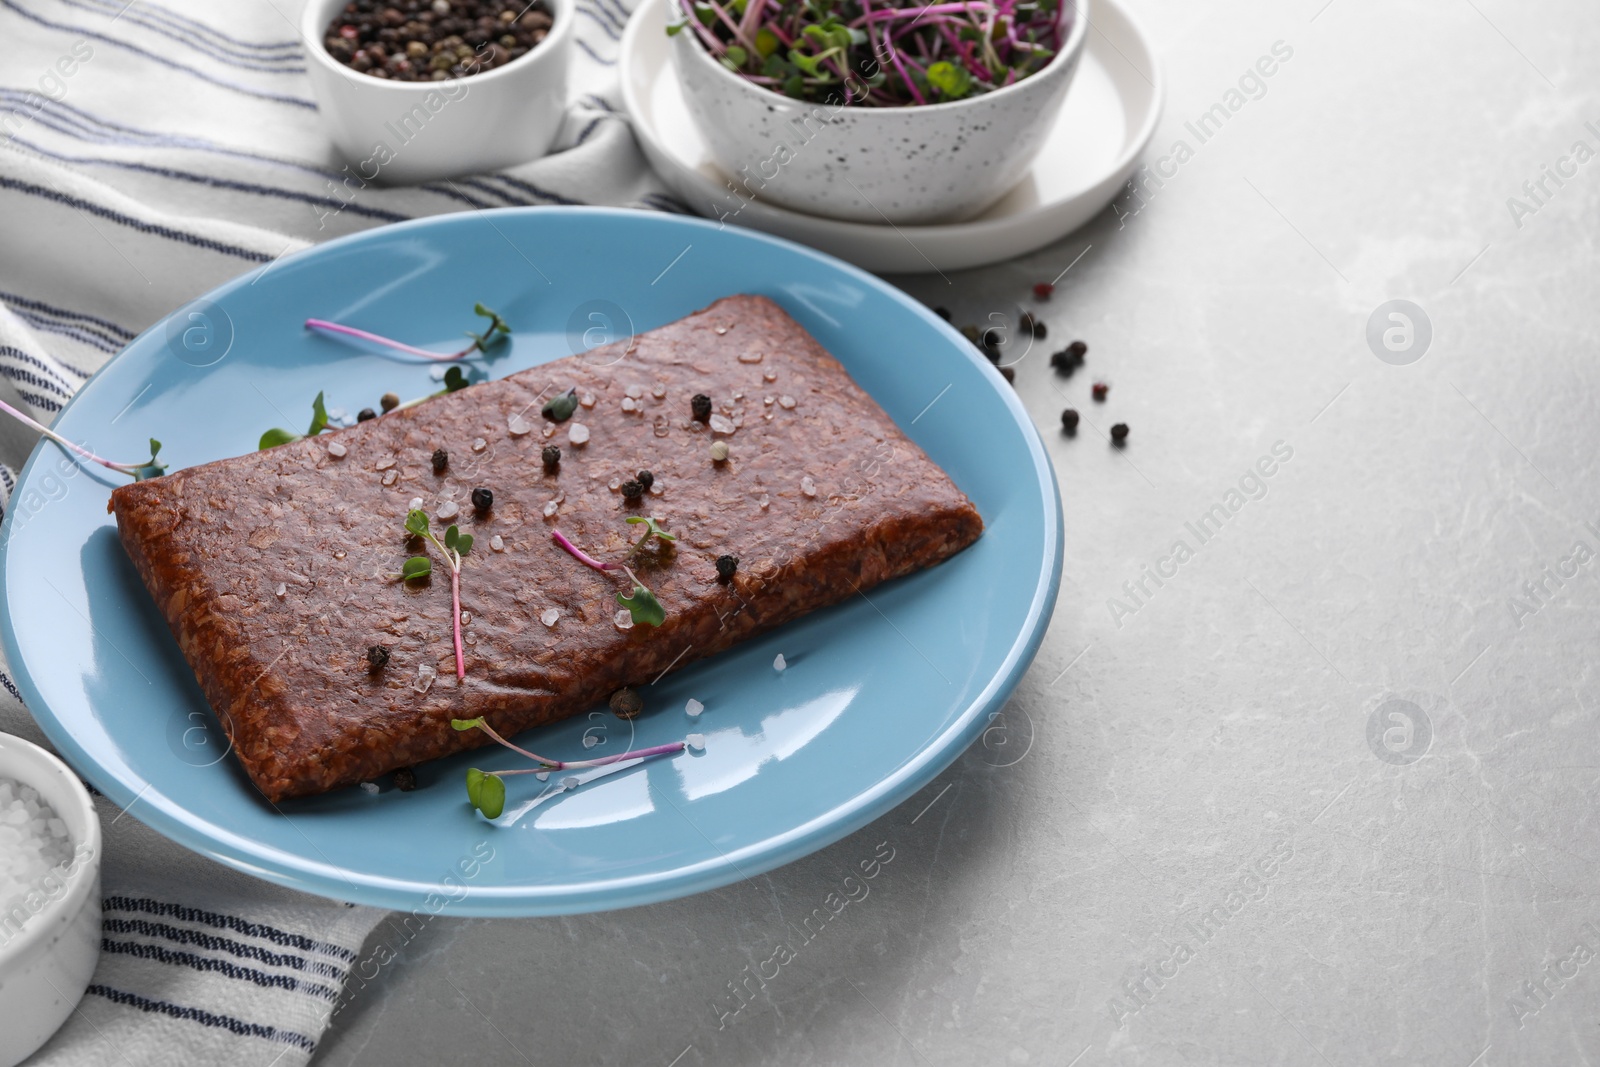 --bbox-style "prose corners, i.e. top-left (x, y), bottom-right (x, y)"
top-left (110, 295), bottom-right (983, 801)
